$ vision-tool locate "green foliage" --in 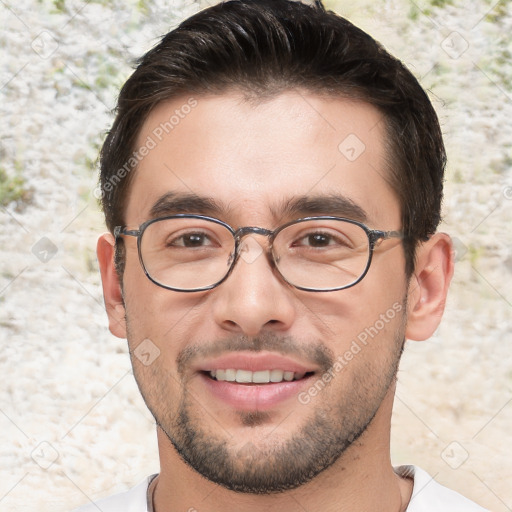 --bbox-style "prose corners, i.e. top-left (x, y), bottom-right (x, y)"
top-left (468, 244), bottom-right (484, 267)
top-left (485, 1), bottom-right (509, 23)
top-left (408, 0), bottom-right (455, 18)
top-left (137, 0), bottom-right (150, 16)
top-left (74, 135), bottom-right (102, 174)
top-left (428, 0), bottom-right (454, 7)
top-left (94, 59), bottom-right (123, 90)
top-left (53, 0), bottom-right (66, 13)
top-left (51, 0), bottom-right (115, 14)
top-left (408, 4), bottom-right (420, 20)
top-left (0, 167), bottom-right (32, 209)
top-left (478, 43), bottom-right (512, 93)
